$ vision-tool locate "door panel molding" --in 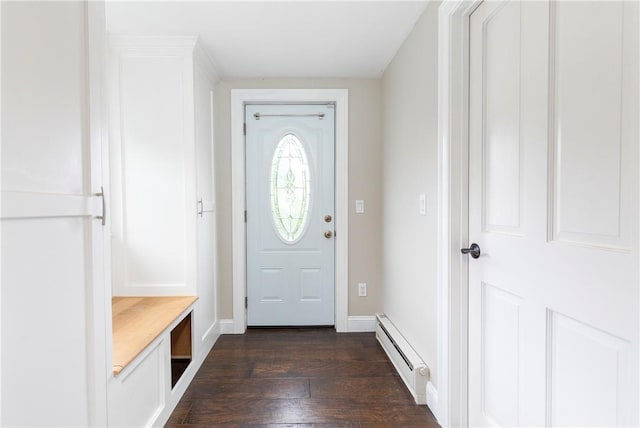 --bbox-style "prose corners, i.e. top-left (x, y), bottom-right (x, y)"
top-left (231, 89), bottom-right (349, 333)
top-left (548, 1), bottom-right (632, 251)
